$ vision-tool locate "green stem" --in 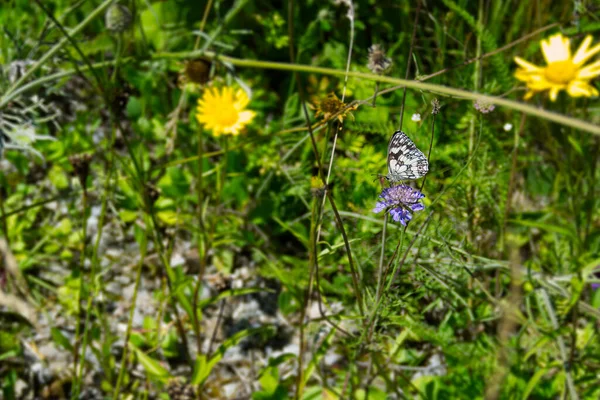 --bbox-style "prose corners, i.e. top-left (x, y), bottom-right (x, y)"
top-left (71, 188), bottom-right (88, 399)
top-left (113, 230), bottom-right (147, 399)
top-left (4, 54), bottom-right (599, 136)
top-left (153, 51), bottom-right (600, 136)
